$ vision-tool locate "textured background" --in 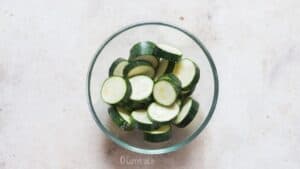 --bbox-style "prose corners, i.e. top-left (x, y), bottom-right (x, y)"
top-left (1, 0), bottom-right (300, 169)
